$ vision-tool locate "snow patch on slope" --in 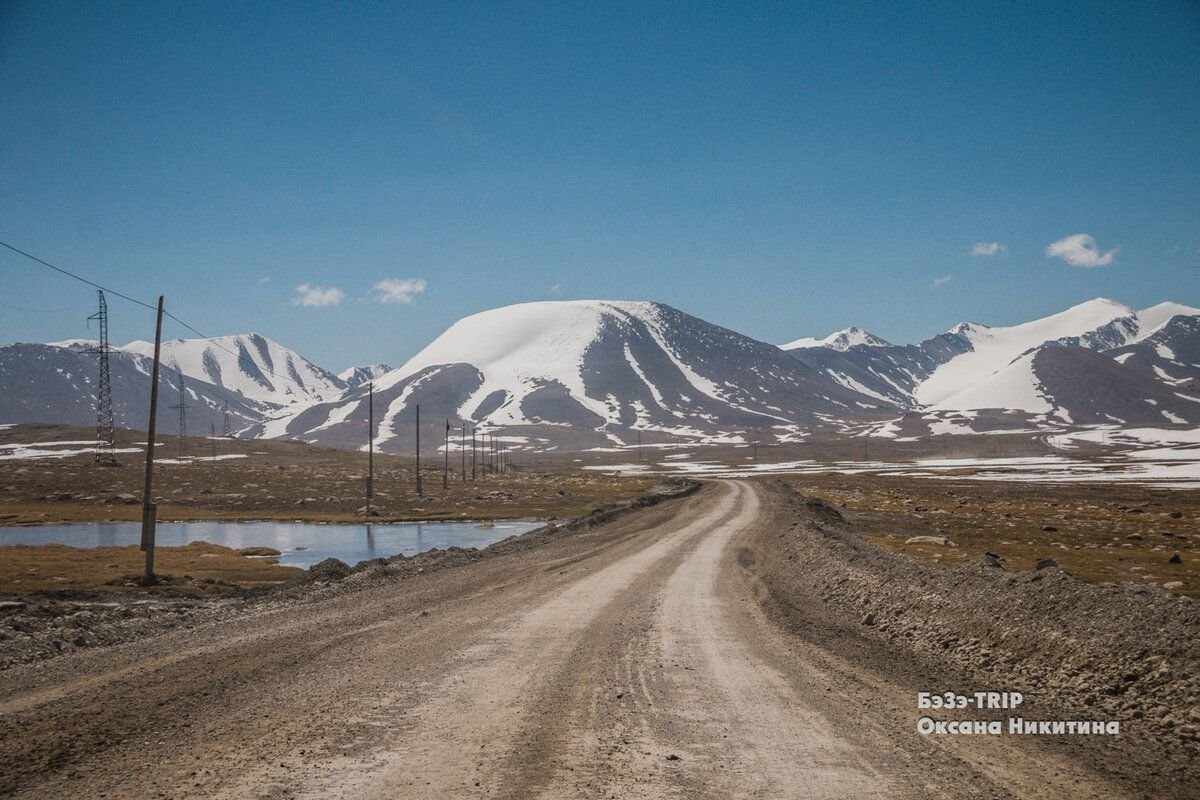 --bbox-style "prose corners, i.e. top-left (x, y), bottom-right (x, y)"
top-left (916, 299), bottom-right (1134, 405)
top-left (928, 351), bottom-right (1053, 414)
